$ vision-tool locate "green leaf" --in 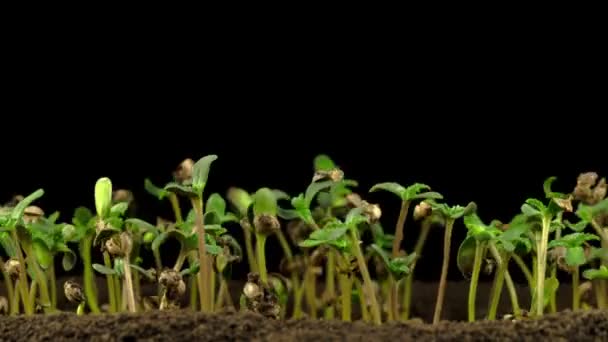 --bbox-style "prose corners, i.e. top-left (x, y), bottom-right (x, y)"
top-left (226, 187), bottom-right (252, 217)
top-left (543, 176), bottom-right (558, 198)
top-left (499, 238), bottom-right (516, 253)
top-left (60, 246), bottom-right (77, 271)
top-left (10, 189), bottom-right (45, 222)
top-left (404, 183), bottom-right (432, 201)
top-left (47, 211), bottom-right (60, 224)
top-left (0, 232), bottom-right (16, 257)
top-left (253, 188), bottom-right (278, 216)
top-left (565, 219), bottom-right (588, 232)
top-left (73, 207), bottom-right (93, 227)
top-left (565, 246), bottom-right (586, 267)
top-left (388, 257), bottom-right (412, 280)
top-left (304, 181), bottom-right (333, 206)
top-left (314, 154), bottom-right (336, 171)
top-left (204, 211), bottom-right (222, 225)
top-left (575, 203), bottom-right (593, 222)
top-left (151, 231), bottom-right (168, 252)
top-left (192, 155), bottom-right (218, 195)
top-left (369, 182), bottom-right (406, 199)
top-left (368, 243), bottom-right (391, 271)
top-left (345, 207), bottom-right (368, 227)
top-left (298, 239), bottom-right (325, 248)
top-left (456, 236), bottom-right (478, 279)
top-left (525, 198), bottom-right (546, 213)
top-left (412, 191), bottom-right (443, 200)
top-left (110, 202), bottom-right (129, 217)
top-left (277, 208), bottom-right (300, 220)
top-left (583, 265), bottom-right (608, 280)
top-left (548, 233), bottom-right (599, 249)
top-left (309, 226), bottom-right (348, 242)
top-left (32, 238), bottom-right (53, 270)
top-left (206, 193), bottom-right (226, 216)
top-left (206, 244), bottom-right (223, 255)
top-left (124, 218), bottom-right (157, 234)
top-left (164, 182), bottom-right (195, 197)
top-left (95, 178), bottom-right (112, 219)
top-left (180, 262), bottom-right (200, 276)
top-left (521, 204), bottom-right (541, 217)
top-left (144, 178), bottom-right (168, 200)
